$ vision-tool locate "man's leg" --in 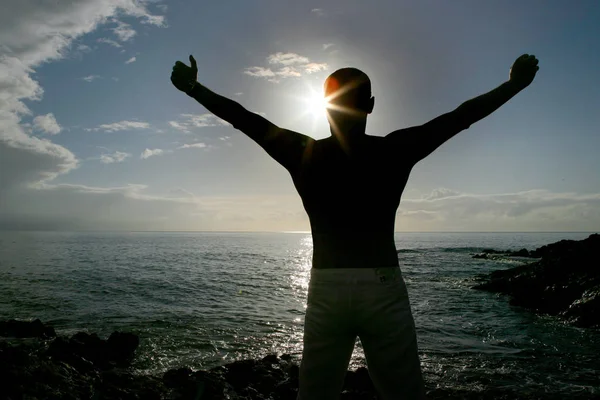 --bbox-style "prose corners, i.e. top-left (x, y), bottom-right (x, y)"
top-left (297, 271), bottom-right (357, 400)
top-left (357, 268), bottom-right (425, 400)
